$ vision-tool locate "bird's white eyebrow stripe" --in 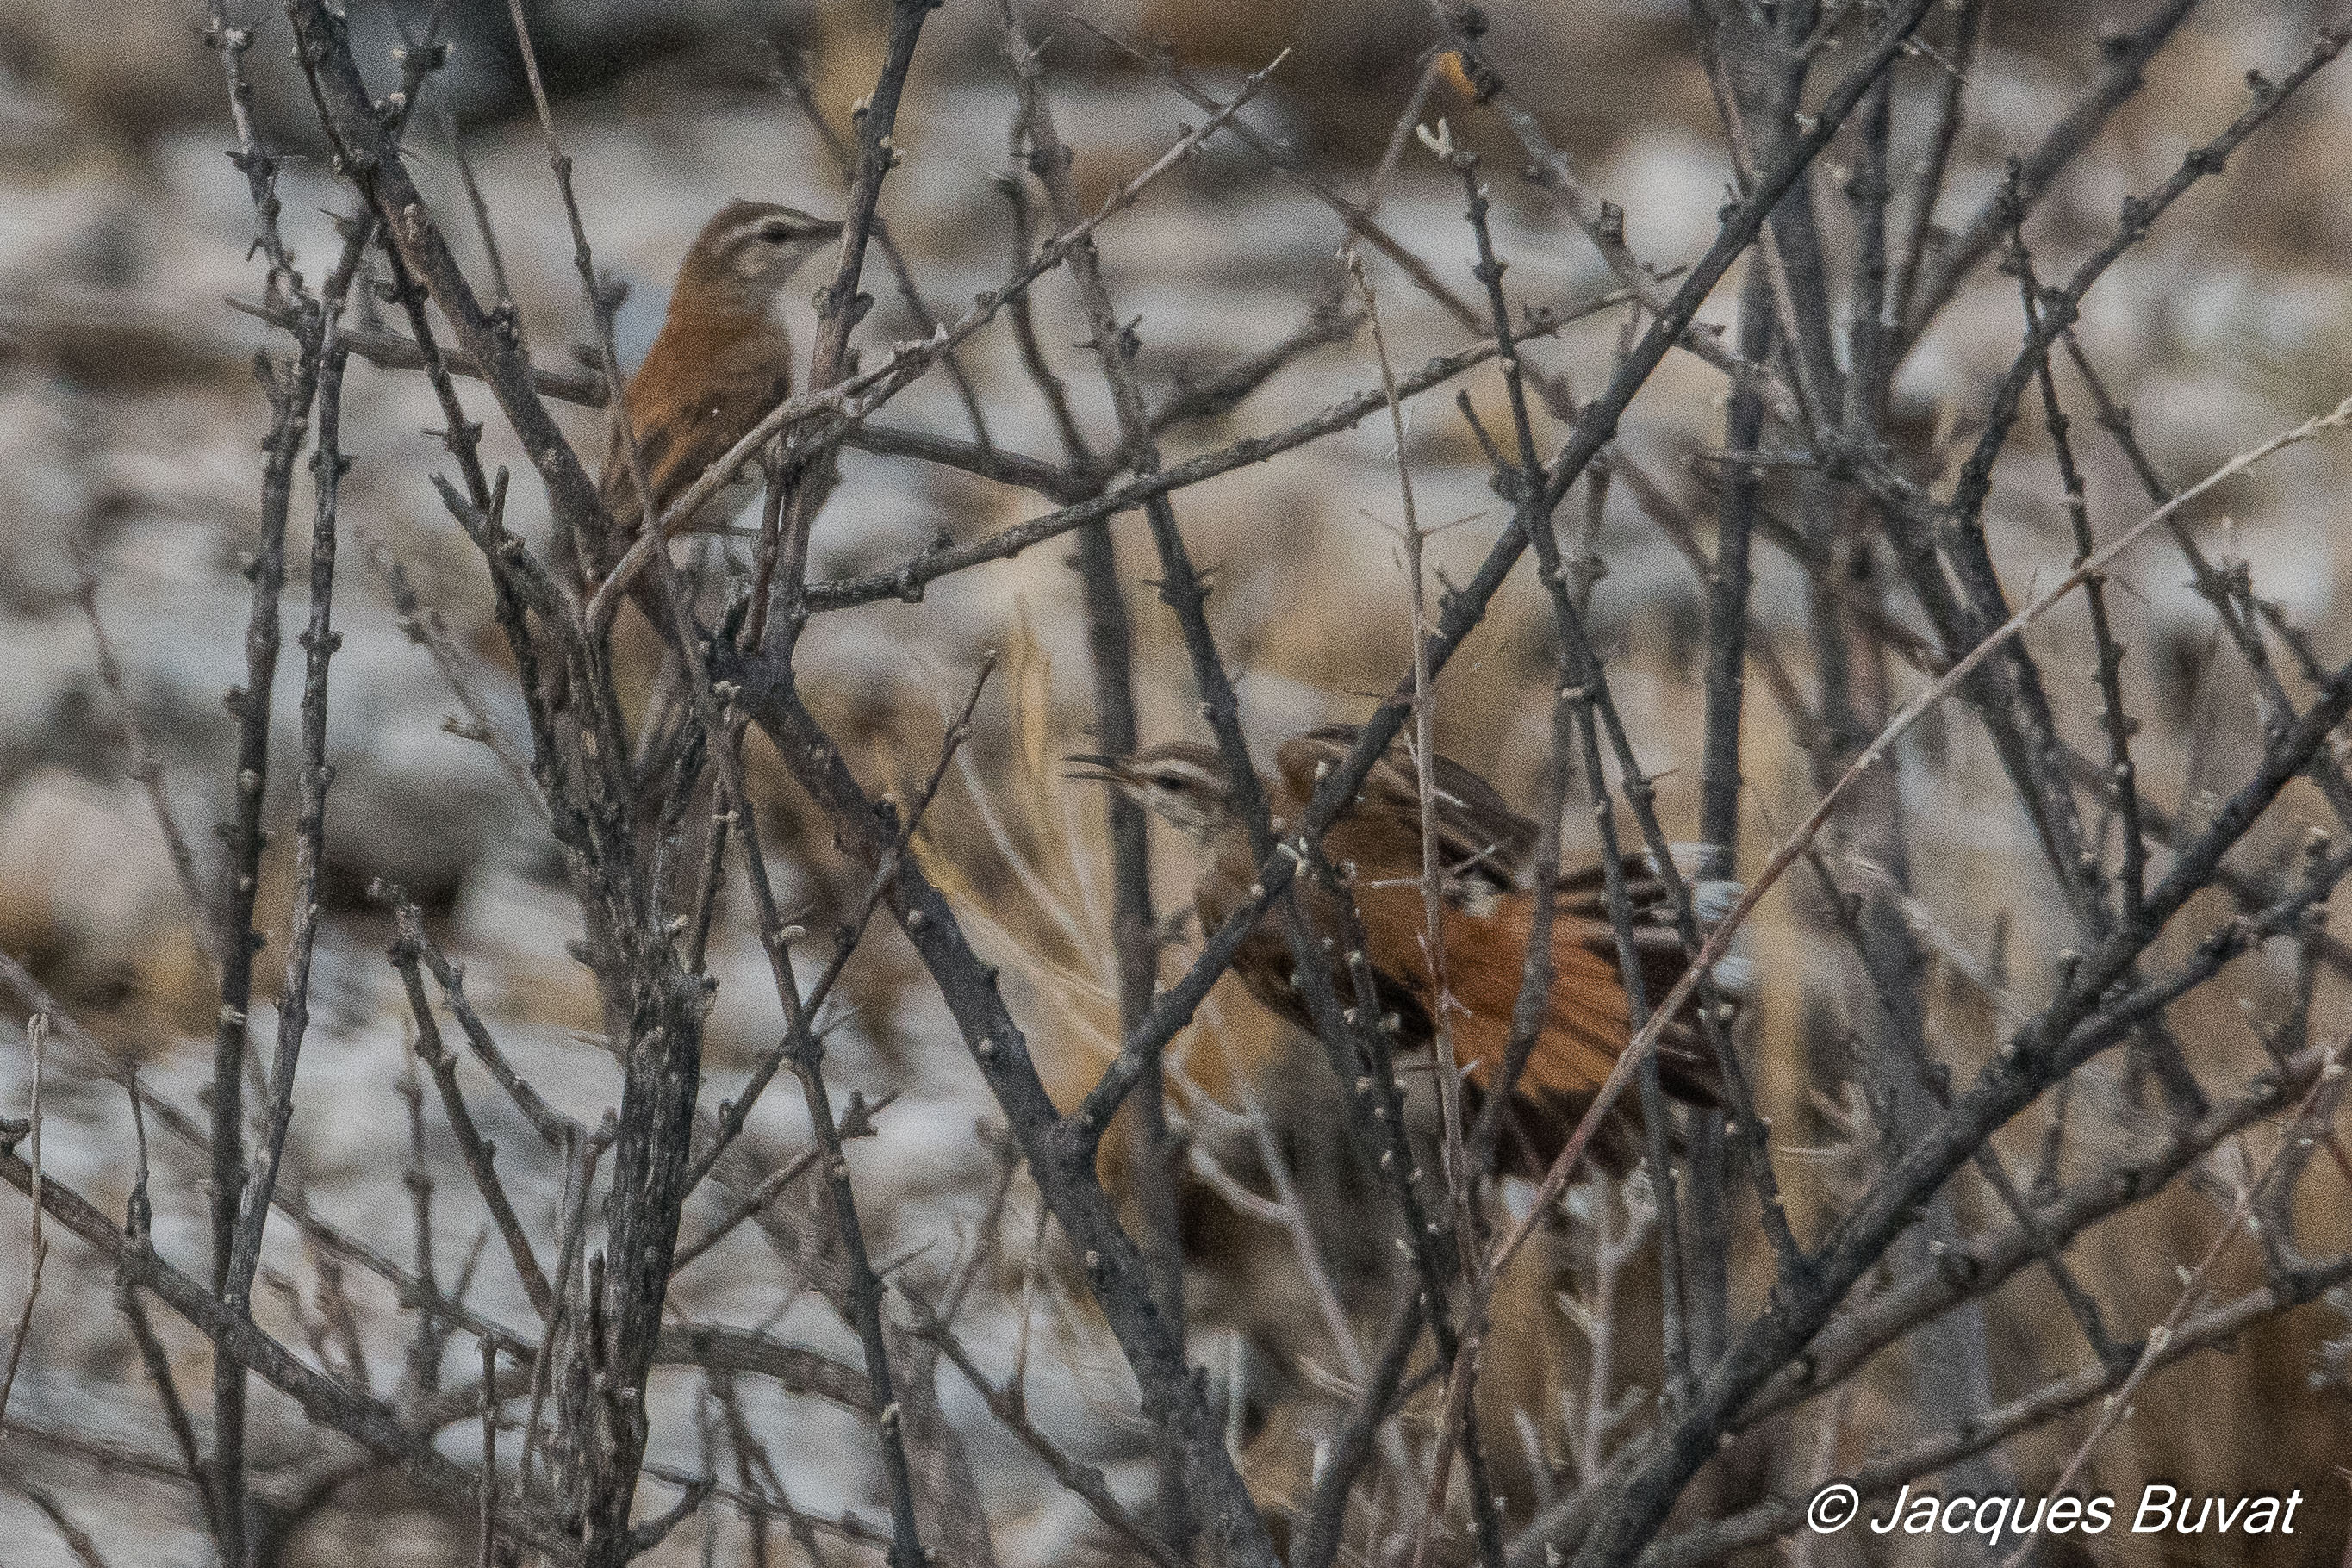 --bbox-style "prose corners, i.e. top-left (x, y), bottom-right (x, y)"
top-left (719, 212), bottom-right (817, 248)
